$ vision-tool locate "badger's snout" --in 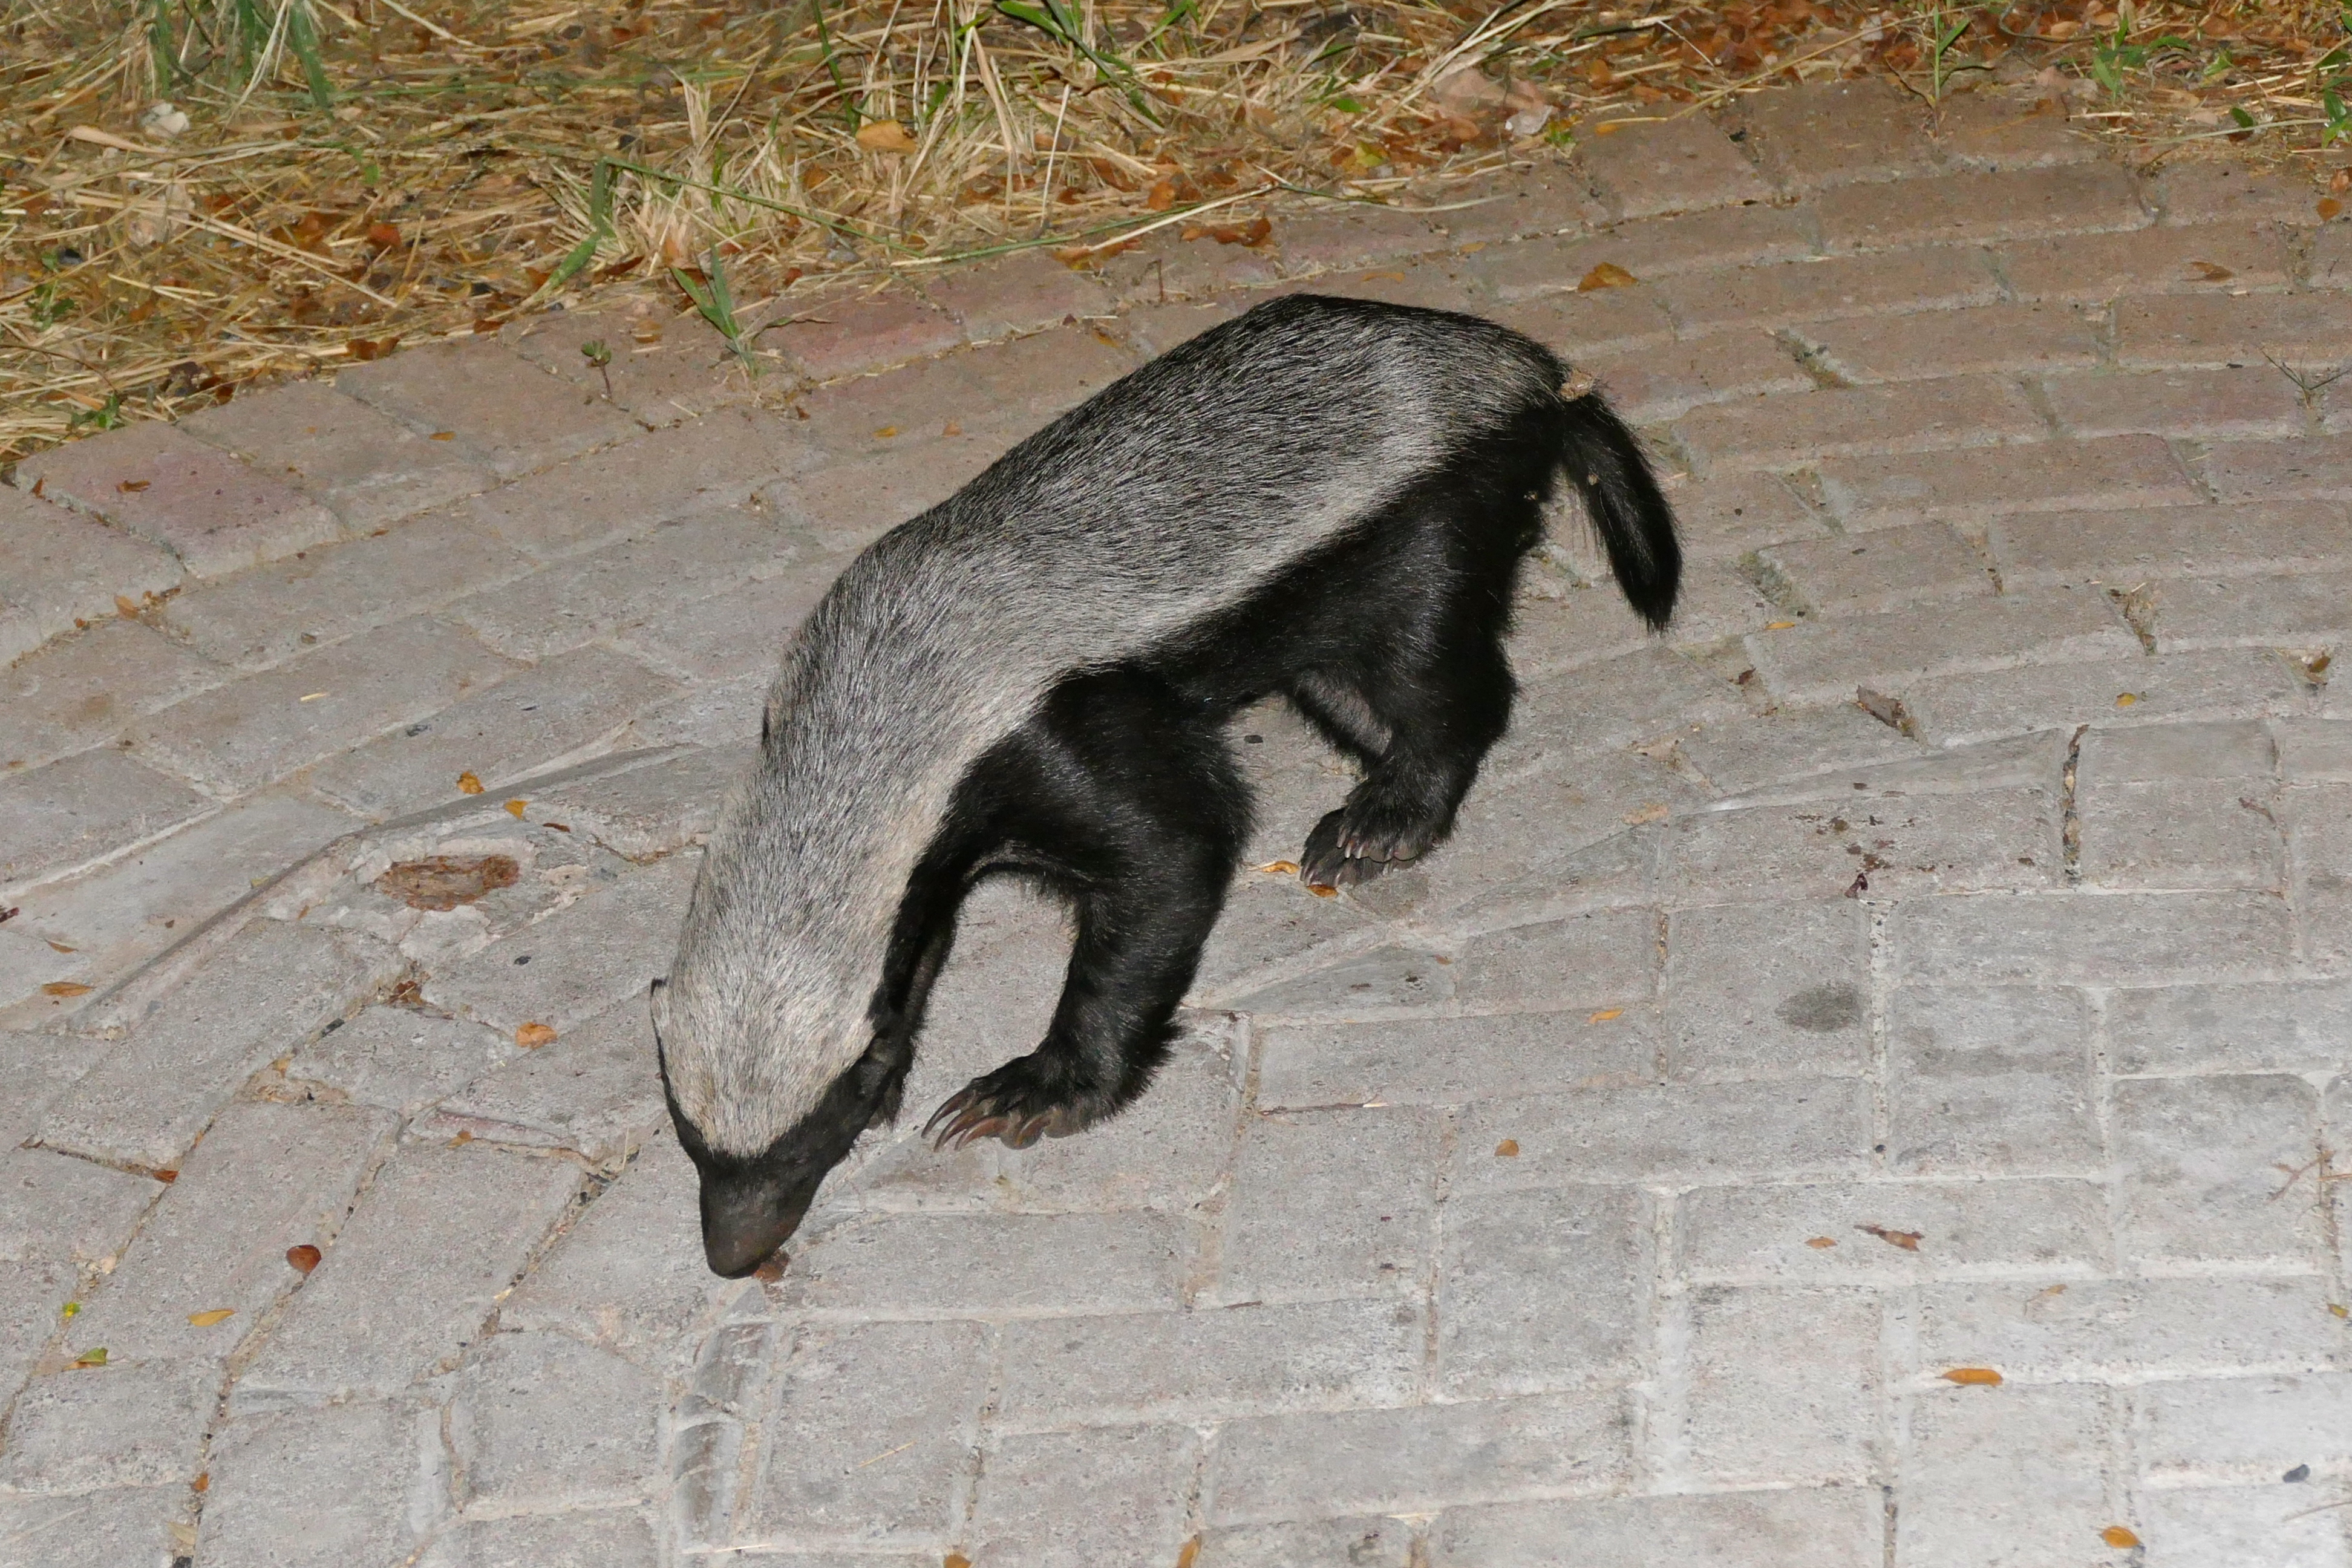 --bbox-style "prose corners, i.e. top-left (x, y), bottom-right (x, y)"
top-left (699, 1167), bottom-right (822, 1278)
